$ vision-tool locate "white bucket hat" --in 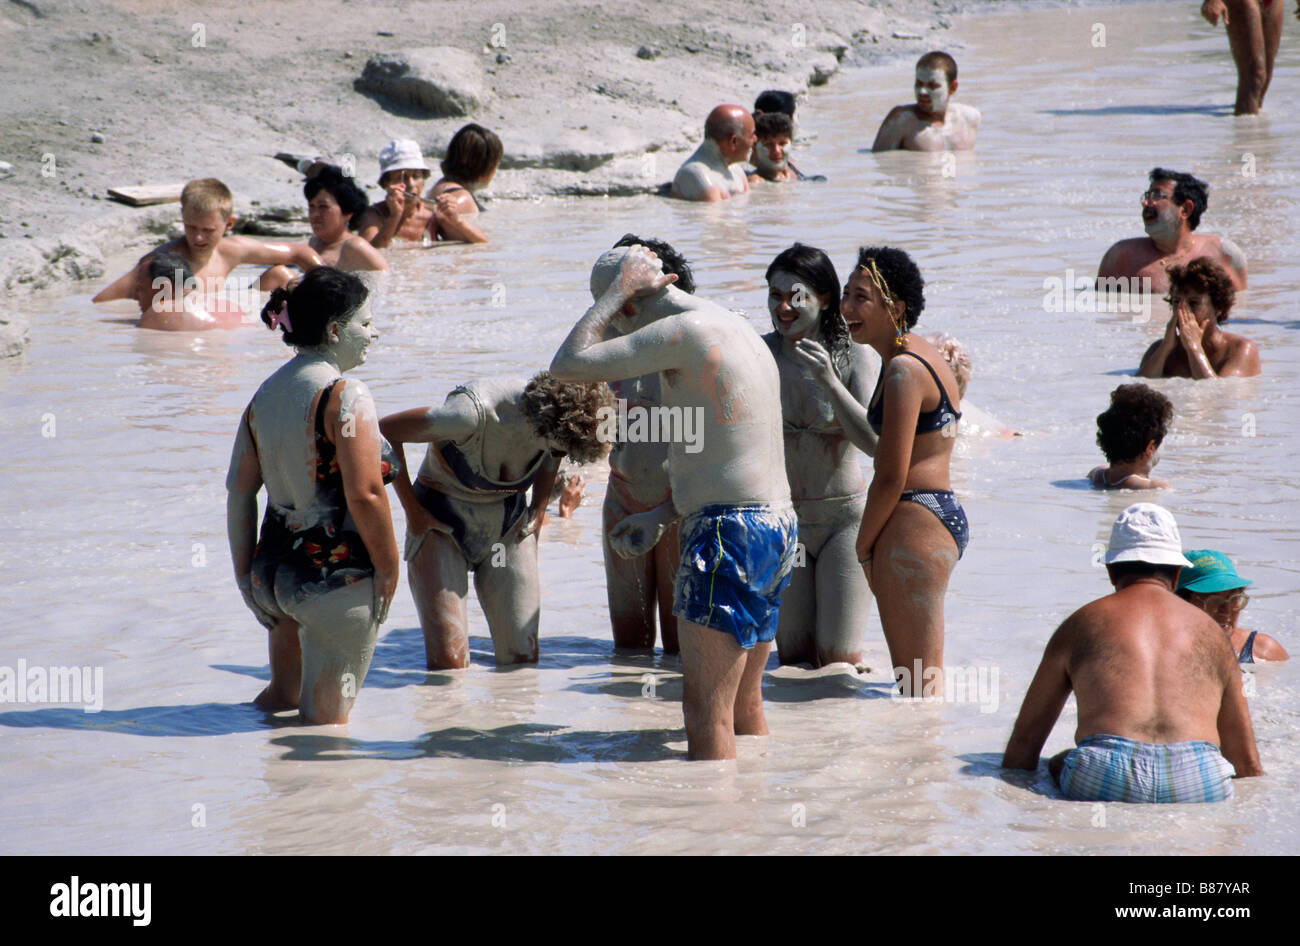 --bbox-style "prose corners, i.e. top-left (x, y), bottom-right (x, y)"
top-left (1104, 503), bottom-right (1194, 567)
top-left (377, 138), bottom-right (429, 184)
